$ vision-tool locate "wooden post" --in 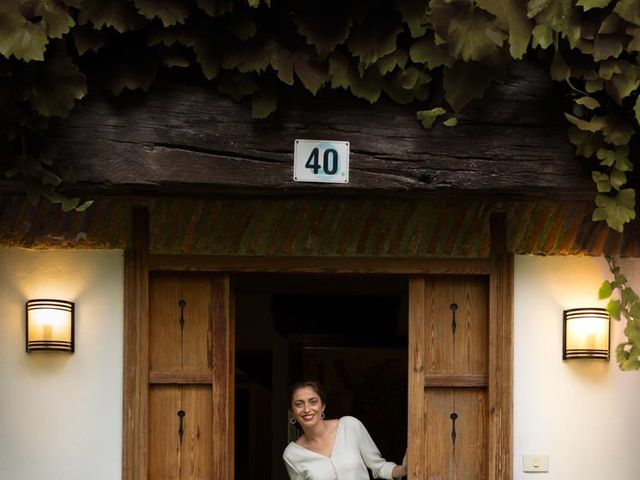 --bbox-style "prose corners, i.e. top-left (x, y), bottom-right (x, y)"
top-left (123, 206), bottom-right (150, 480)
